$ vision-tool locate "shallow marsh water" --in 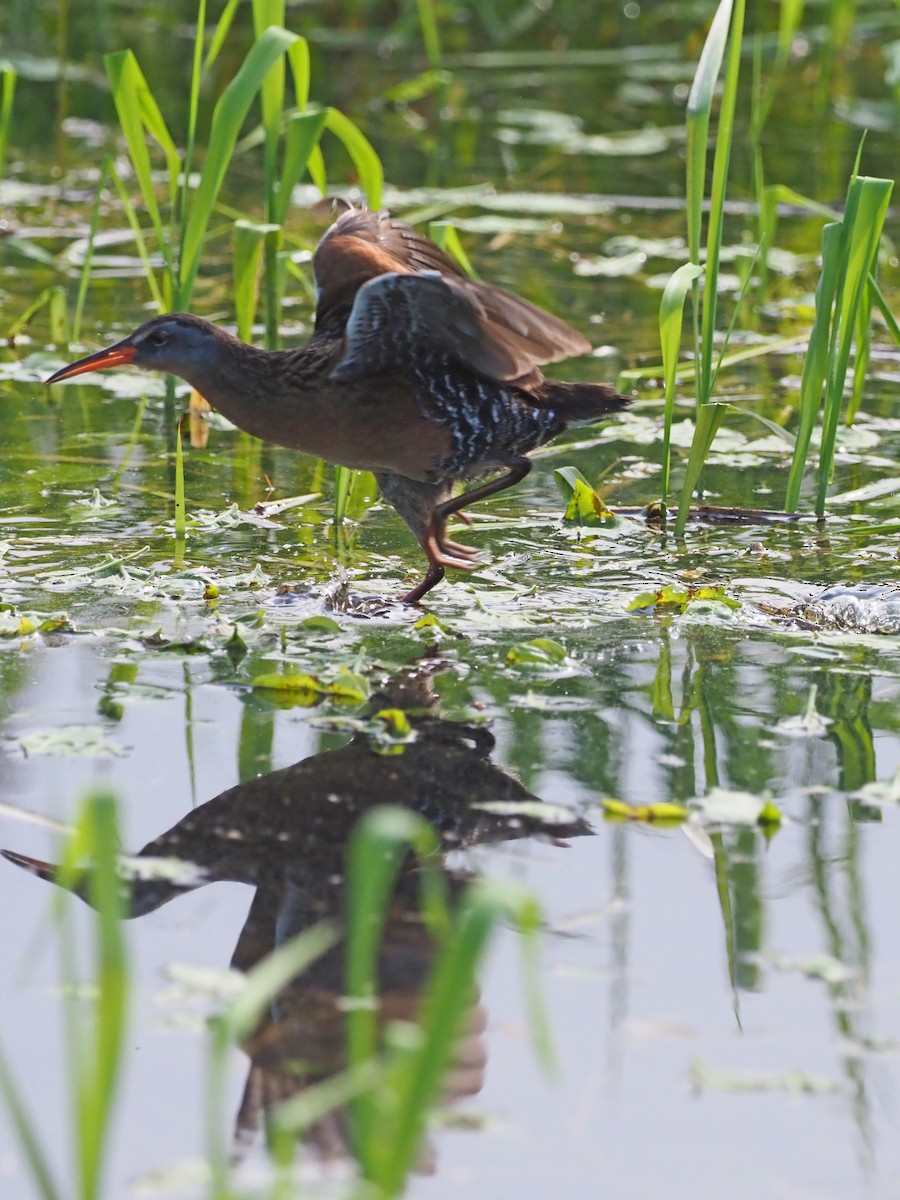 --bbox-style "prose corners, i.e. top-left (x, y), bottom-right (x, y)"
top-left (2, 3), bottom-right (900, 1198)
